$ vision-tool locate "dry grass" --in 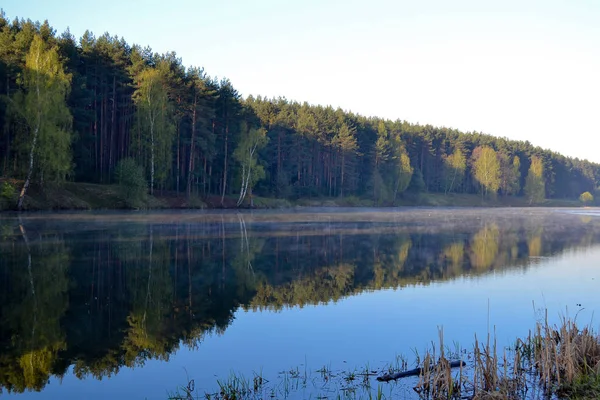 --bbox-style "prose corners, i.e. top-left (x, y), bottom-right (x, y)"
top-left (413, 327), bottom-right (465, 399)
top-left (169, 313), bottom-right (600, 400)
top-left (410, 313), bottom-right (600, 399)
top-left (530, 313), bottom-right (600, 398)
